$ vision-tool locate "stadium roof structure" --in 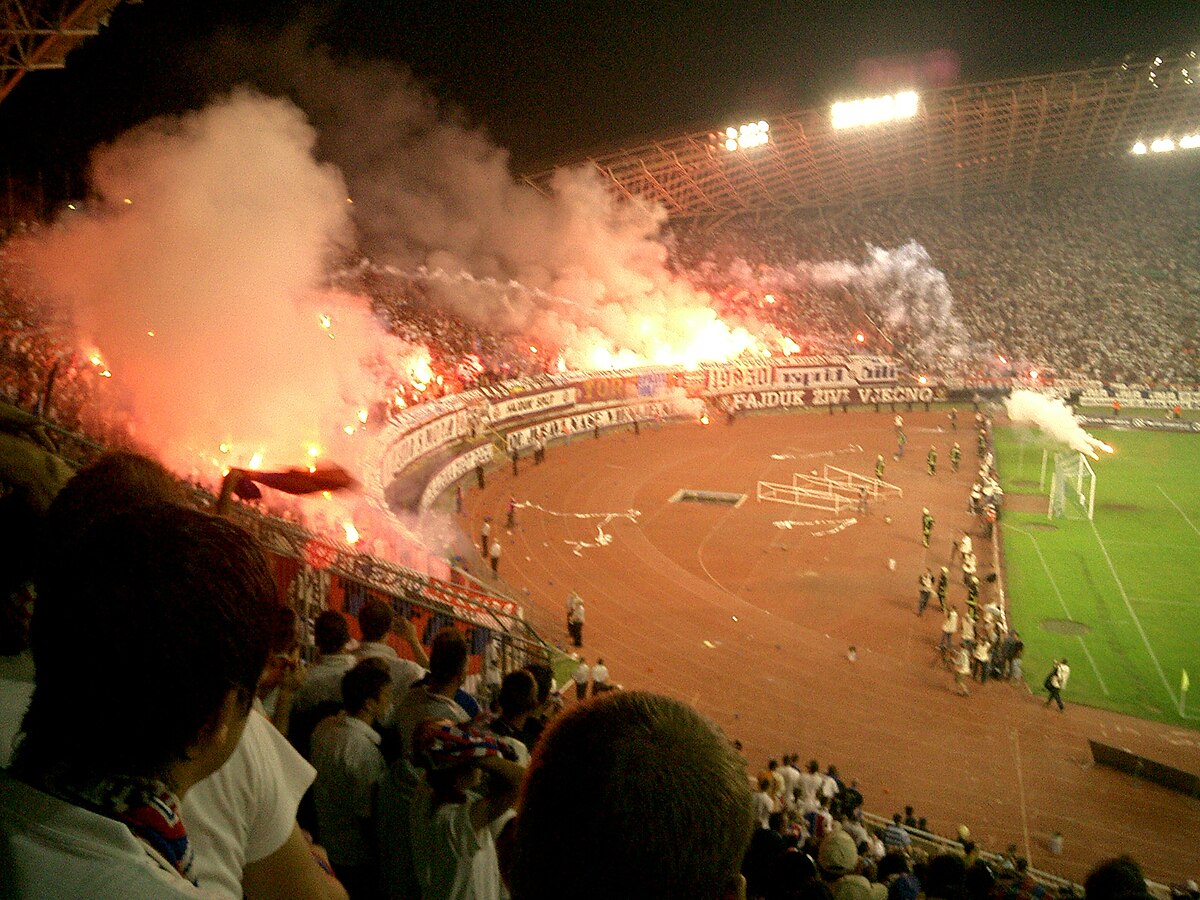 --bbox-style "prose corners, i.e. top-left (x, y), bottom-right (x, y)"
top-left (523, 52), bottom-right (1200, 221)
top-left (1, 0), bottom-right (125, 104)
